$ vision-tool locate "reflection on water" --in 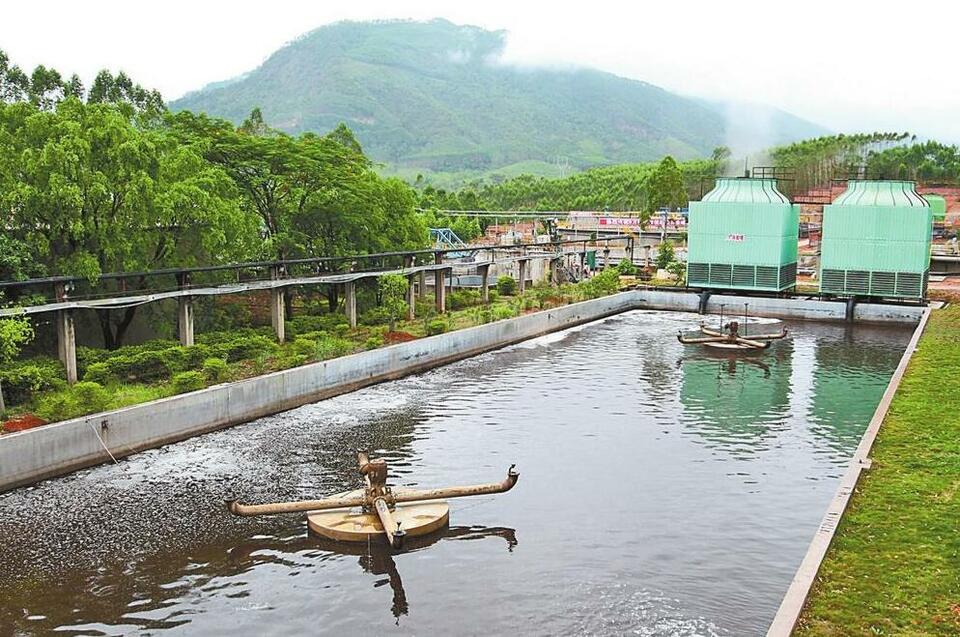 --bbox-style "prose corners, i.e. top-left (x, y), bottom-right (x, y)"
top-left (0, 310), bottom-right (912, 636)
